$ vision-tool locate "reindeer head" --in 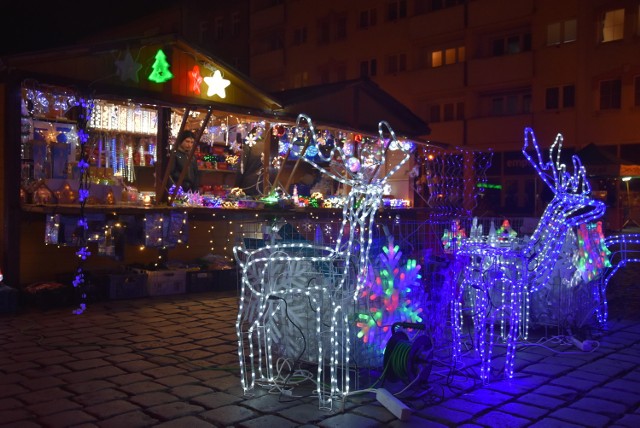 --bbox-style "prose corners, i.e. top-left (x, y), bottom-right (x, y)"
top-left (522, 128), bottom-right (606, 227)
top-left (292, 114), bottom-right (413, 192)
